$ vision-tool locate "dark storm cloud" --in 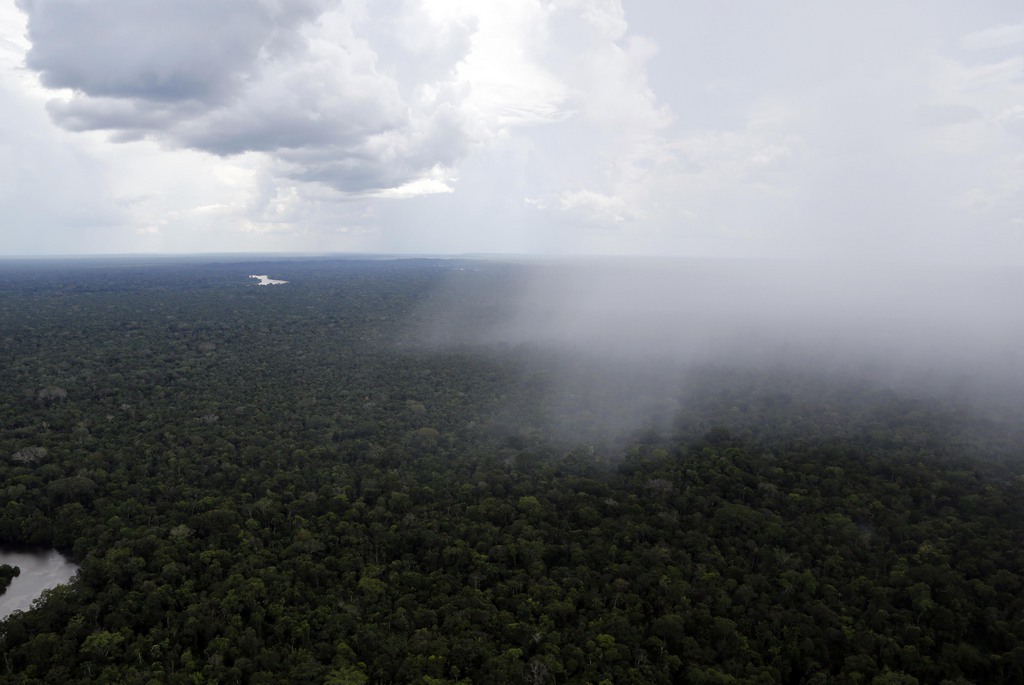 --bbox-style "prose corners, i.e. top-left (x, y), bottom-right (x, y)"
top-left (277, 96), bottom-right (472, 191)
top-left (18, 0), bottom-right (323, 102)
top-left (15, 0), bottom-right (473, 193)
top-left (45, 96), bottom-right (200, 137)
